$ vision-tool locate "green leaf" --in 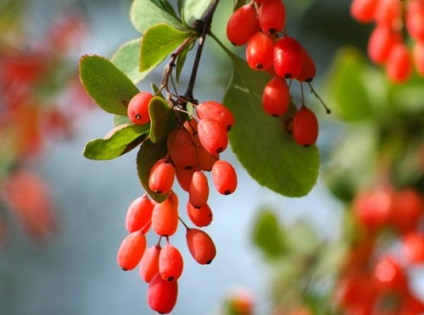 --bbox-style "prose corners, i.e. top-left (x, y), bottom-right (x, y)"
top-left (83, 124), bottom-right (149, 160)
top-left (224, 56), bottom-right (319, 197)
top-left (140, 23), bottom-right (194, 73)
top-left (79, 55), bottom-right (139, 115)
top-left (136, 139), bottom-right (168, 203)
top-left (149, 96), bottom-right (176, 143)
top-left (131, 0), bottom-right (184, 34)
top-left (325, 47), bottom-right (373, 122)
top-left (111, 38), bottom-right (148, 85)
top-left (114, 114), bottom-right (132, 127)
top-left (251, 208), bottom-right (285, 259)
top-left (182, 0), bottom-right (212, 26)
